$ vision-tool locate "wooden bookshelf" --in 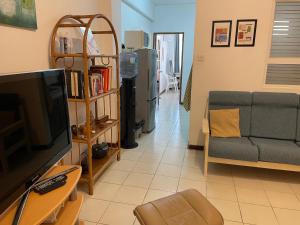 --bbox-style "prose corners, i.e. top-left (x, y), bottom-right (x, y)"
top-left (50, 14), bottom-right (121, 195)
top-left (0, 165), bottom-right (83, 225)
